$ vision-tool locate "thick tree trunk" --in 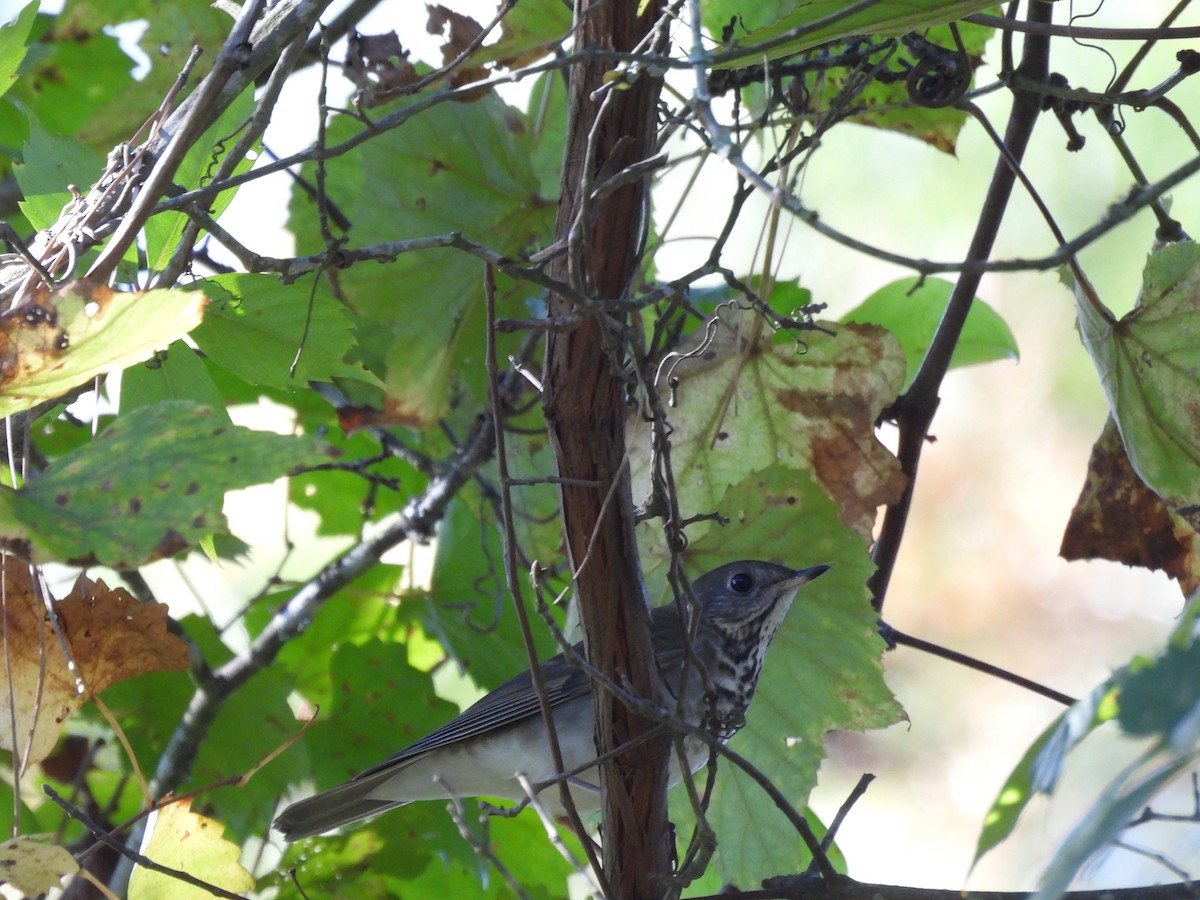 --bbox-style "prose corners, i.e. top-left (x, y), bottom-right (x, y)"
top-left (542, 0), bottom-right (669, 897)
